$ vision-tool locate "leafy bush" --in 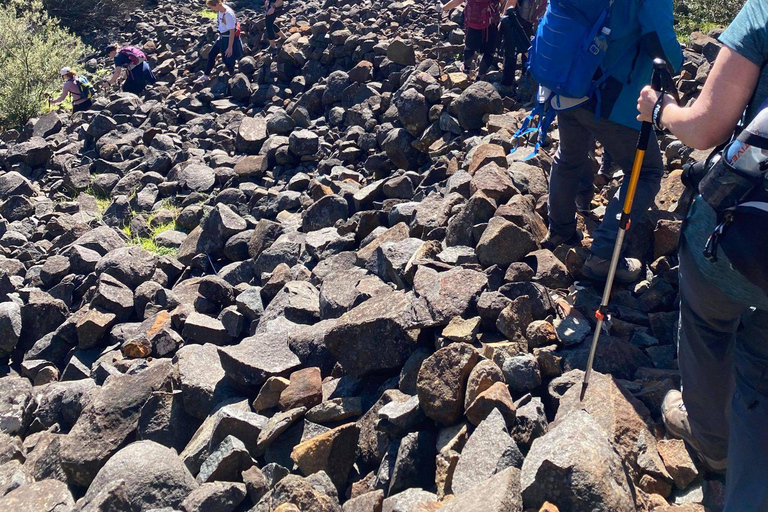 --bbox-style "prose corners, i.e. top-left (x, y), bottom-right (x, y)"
top-left (0, 0), bottom-right (87, 129)
top-left (42, 0), bottom-right (145, 33)
top-left (674, 0), bottom-right (747, 38)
